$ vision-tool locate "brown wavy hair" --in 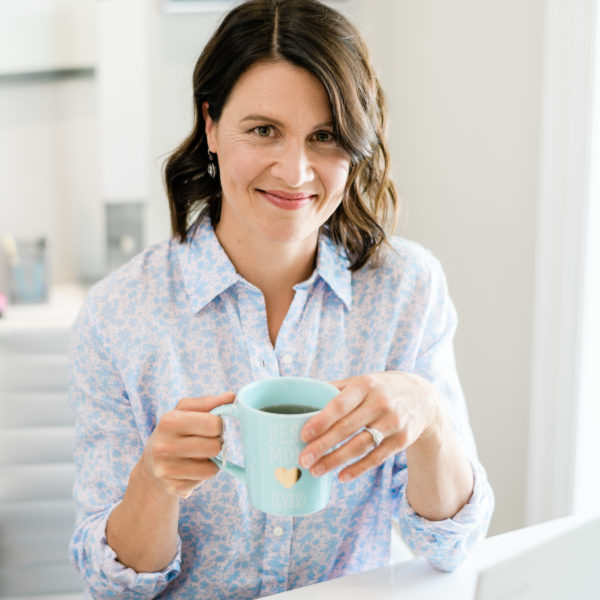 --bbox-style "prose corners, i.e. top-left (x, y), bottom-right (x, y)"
top-left (164, 0), bottom-right (398, 270)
